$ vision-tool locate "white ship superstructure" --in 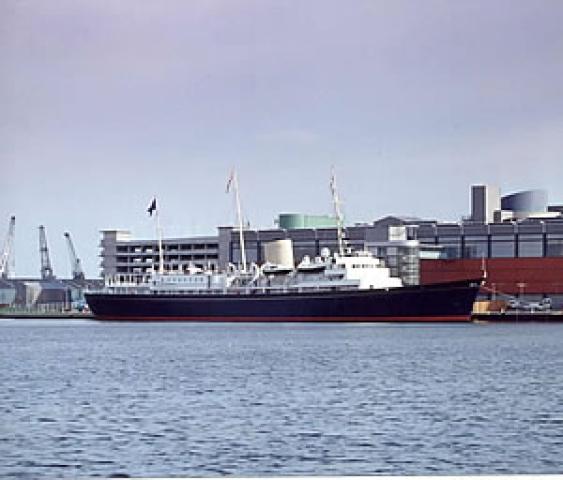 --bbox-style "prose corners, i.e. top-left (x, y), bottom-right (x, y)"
top-left (102, 245), bottom-right (402, 296)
